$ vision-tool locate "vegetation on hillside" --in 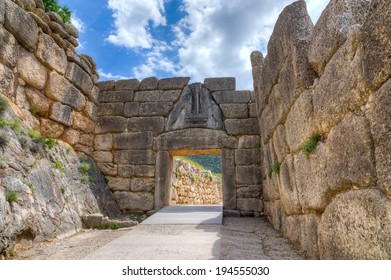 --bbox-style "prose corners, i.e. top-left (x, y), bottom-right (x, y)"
top-left (178, 155), bottom-right (222, 174)
top-left (43, 0), bottom-right (72, 23)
